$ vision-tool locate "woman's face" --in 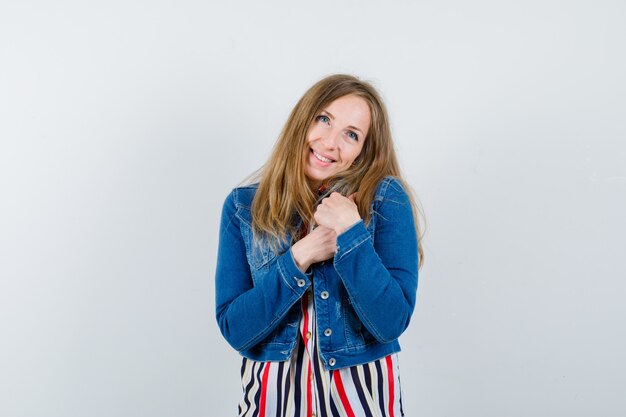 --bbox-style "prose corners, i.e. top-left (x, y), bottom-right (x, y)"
top-left (304, 94), bottom-right (371, 188)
